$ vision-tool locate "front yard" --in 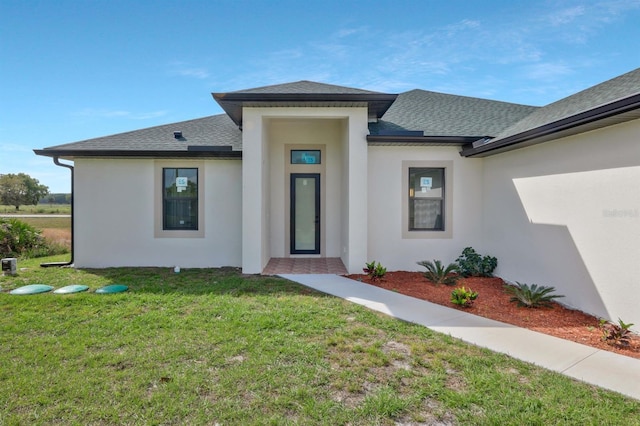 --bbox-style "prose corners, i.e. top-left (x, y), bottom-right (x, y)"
top-left (1, 256), bottom-right (638, 425)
